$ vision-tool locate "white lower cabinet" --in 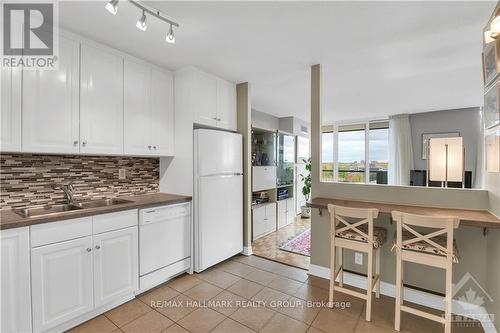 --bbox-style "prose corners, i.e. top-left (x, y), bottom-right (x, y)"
top-left (94, 227), bottom-right (138, 308)
top-left (30, 210), bottom-right (139, 332)
top-left (31, 236), bottom-right (94, 332)
top-left (1, 227), bottom-right (32, 333)
top-left (252, 202), bottom-right (276, 241)
top-left (277, 198), bottom-right (295, 229)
